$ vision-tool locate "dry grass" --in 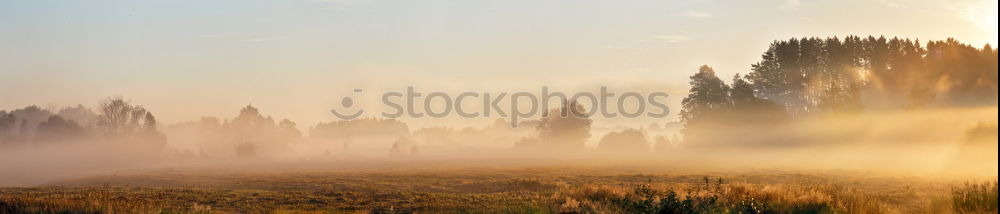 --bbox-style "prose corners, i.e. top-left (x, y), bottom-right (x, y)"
top-left (951, 180), bottom-right (999, 214)
top-left (0, 168), bottom-right (994, 213)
